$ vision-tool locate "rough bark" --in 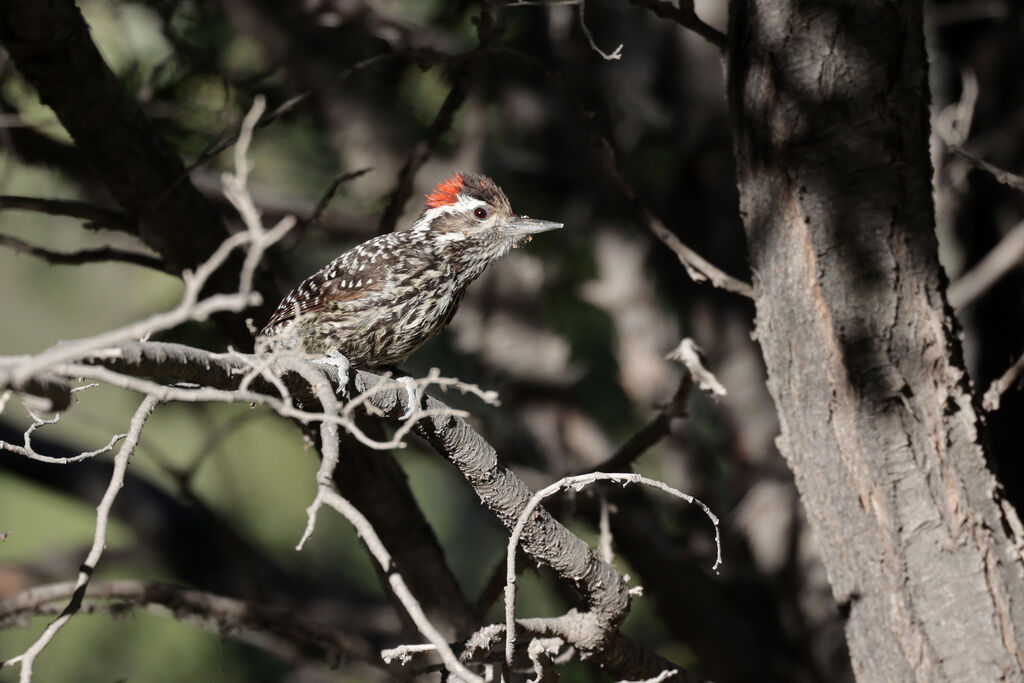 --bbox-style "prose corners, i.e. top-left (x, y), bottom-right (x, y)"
top-left (727, 0), bottom-right (1024, 679)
